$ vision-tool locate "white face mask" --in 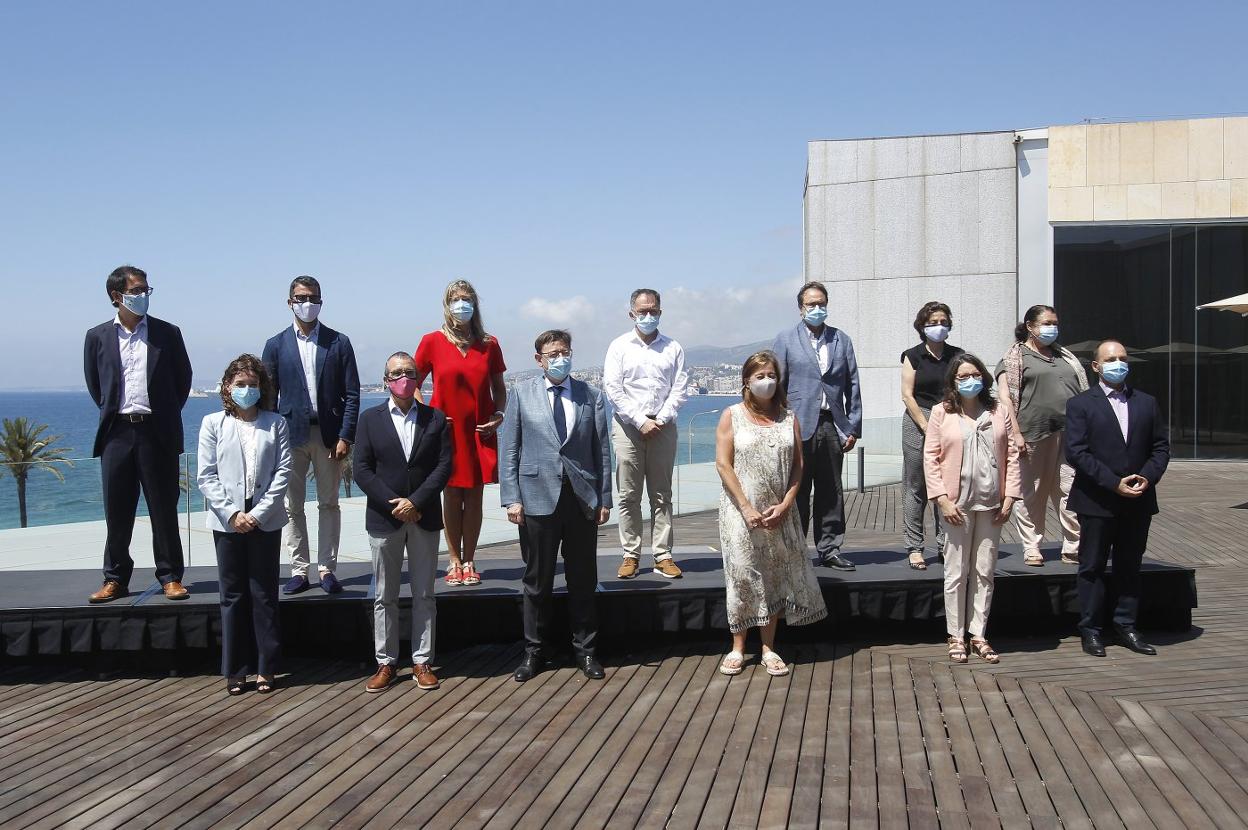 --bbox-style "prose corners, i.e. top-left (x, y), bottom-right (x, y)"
top-left (292, 301), bottom-right (322, 324)
top-left (748, 378), bottom-right (777, 400)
